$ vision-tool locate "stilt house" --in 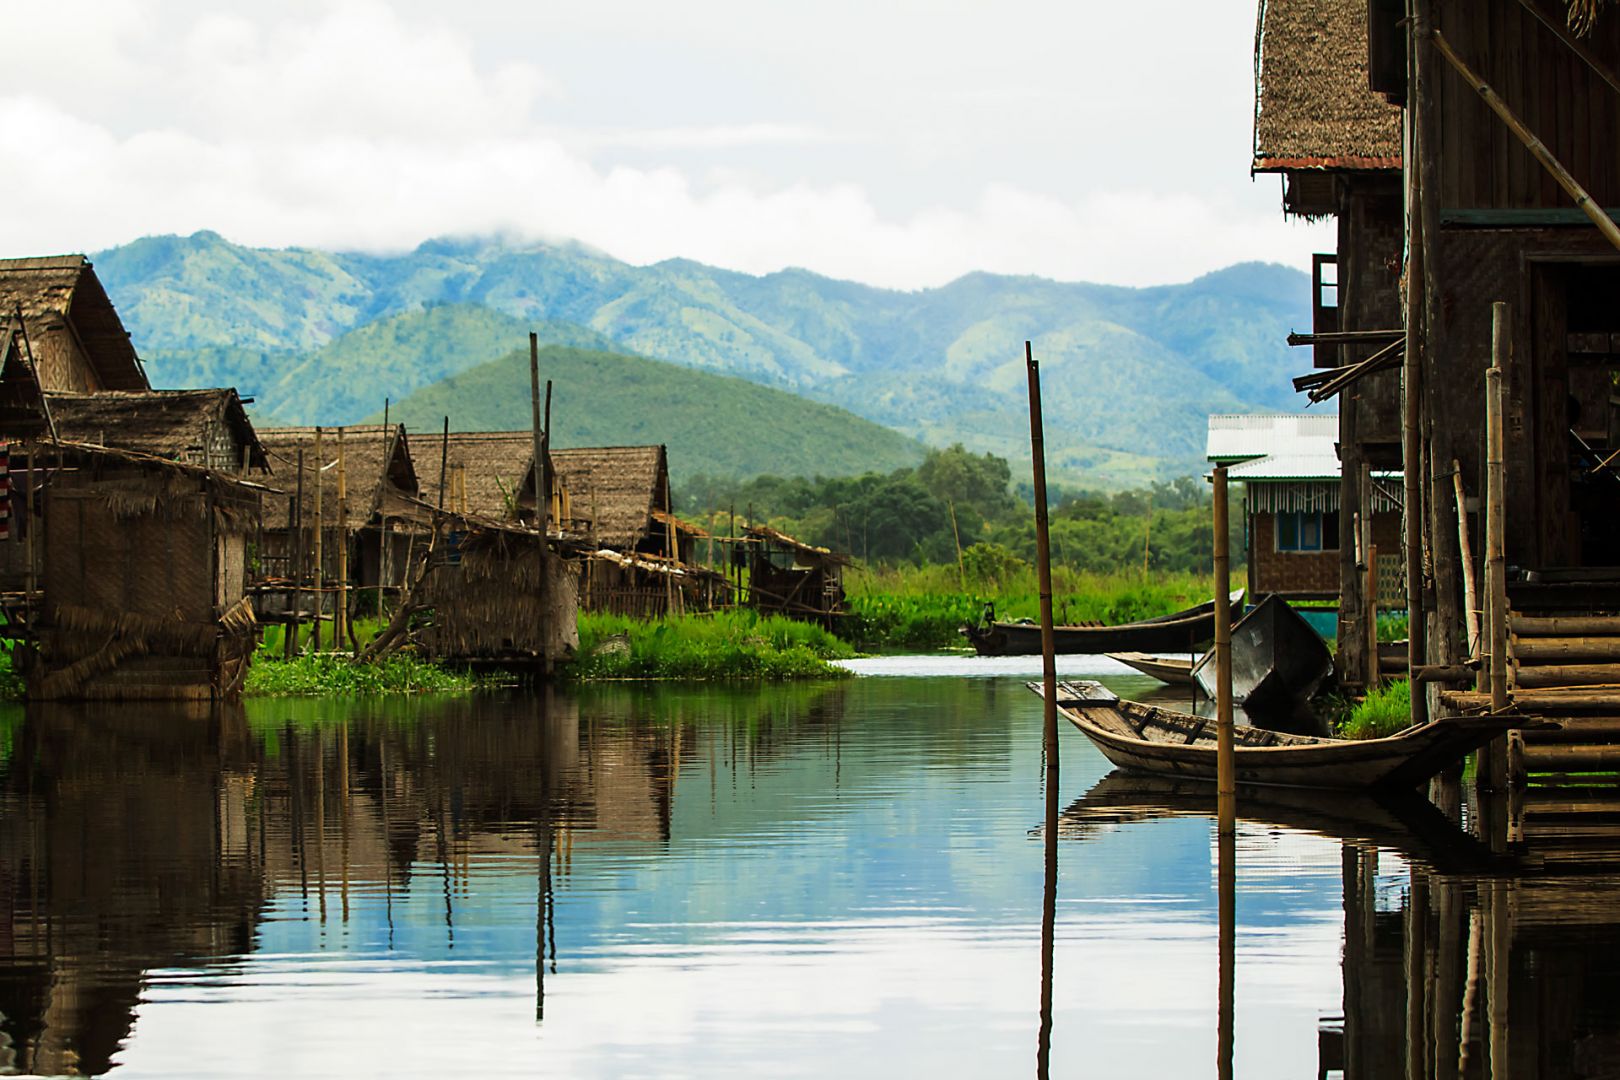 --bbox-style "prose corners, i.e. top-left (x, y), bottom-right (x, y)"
top-left (1207, 413), bottom-right (1404, 602)
top-left (740, 525), bottom-right (847, 629)
top-left (1252, 0), bottom-right (1406, 685)
top-left (255, 425), bottom-right (423, 619)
